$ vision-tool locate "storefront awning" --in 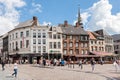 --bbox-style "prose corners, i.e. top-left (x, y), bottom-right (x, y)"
top-left (75, 55), bottom-right (100, 57)
top-left (90, 51), bottom-right (115, 57)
